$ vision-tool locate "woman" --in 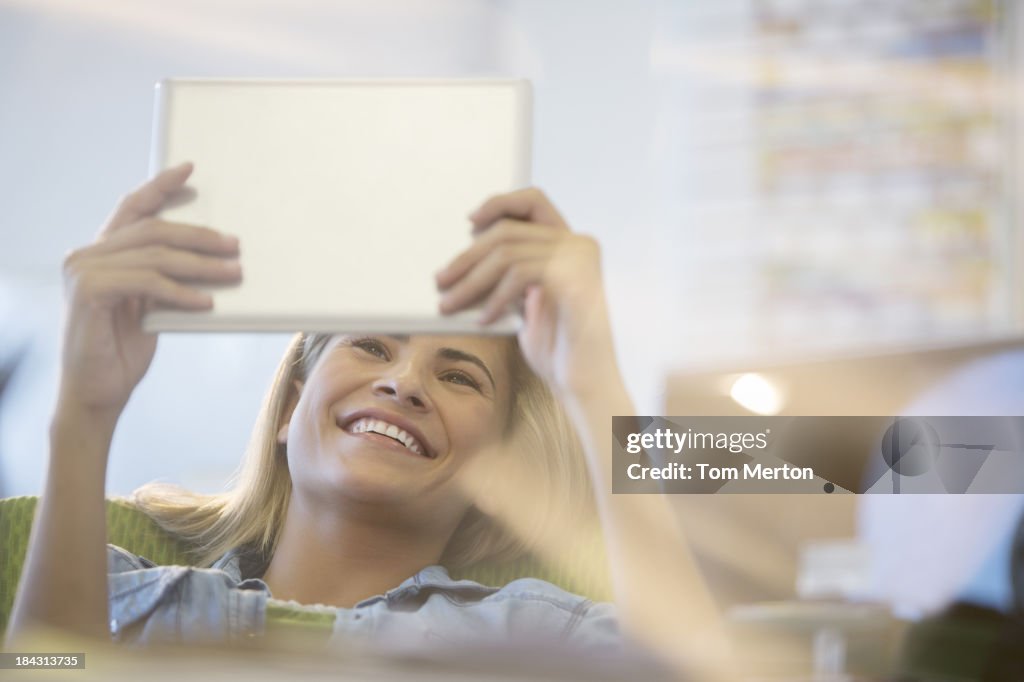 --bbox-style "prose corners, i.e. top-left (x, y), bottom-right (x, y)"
top-left (6, 163), bottom-right (728, 674)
